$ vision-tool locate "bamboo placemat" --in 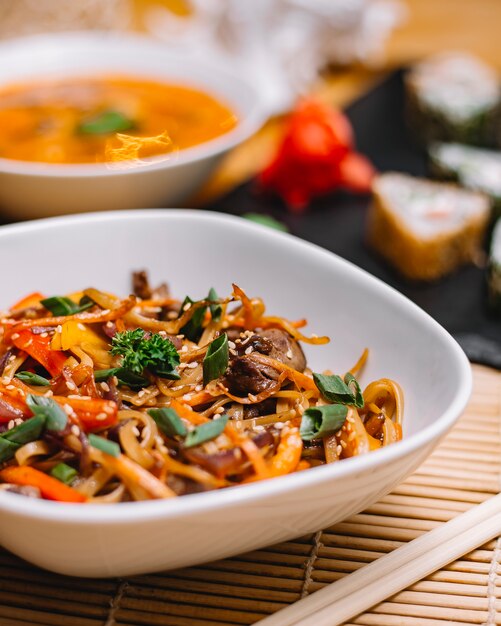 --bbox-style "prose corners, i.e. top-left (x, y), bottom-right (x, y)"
top-left (0, 363), bottom-right (499, 626)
